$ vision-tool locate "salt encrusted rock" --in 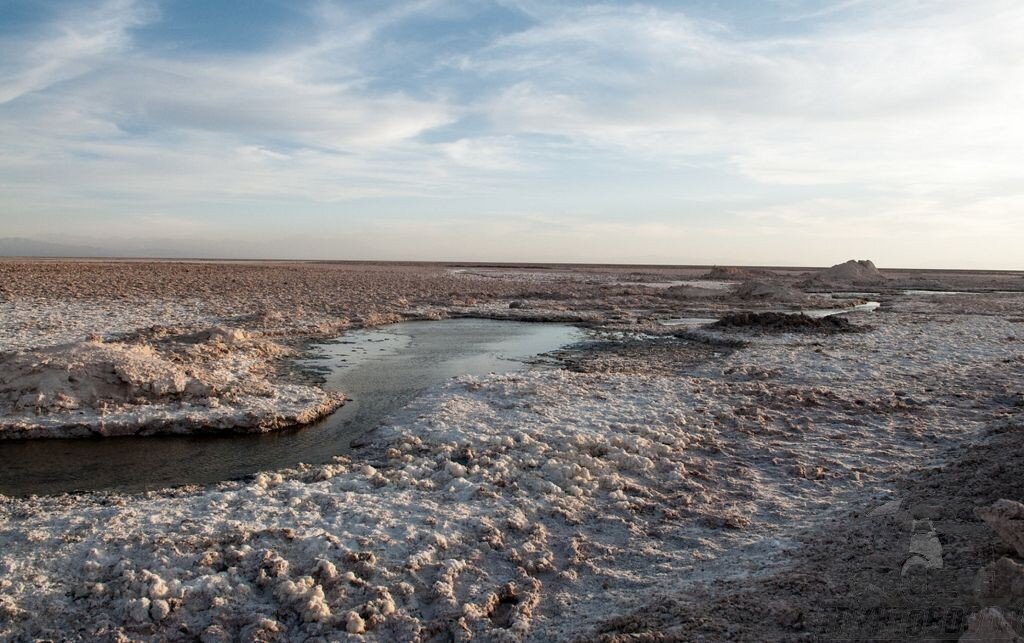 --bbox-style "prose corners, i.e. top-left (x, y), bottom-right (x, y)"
top-left (239, 617), bottom-right (284, 642)
top-left (960, 607), bottom-right (1024, 642)
top-left (126, 596), bottom-right (151, 623)
top-left (346, 610), bottom-right (366, 634)
top-left (0, 330), bottom-right (344, 439)
top-left (0, 340), bottom-right (198, 412)
top-left (978, 499), bottom-right (1024, 557)
top-left (976, 557), bottom-right (1024, 602)
top-left (201, 326), bottom-right (251, 344)
top-left (201, 624), bottom-right (231, 643)
top-left (274, 576), bottom-right (332, 623)
top-left (149, 598), bottom-right (171, 622)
